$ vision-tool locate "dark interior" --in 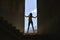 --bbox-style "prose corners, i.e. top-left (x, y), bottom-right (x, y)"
top-left (0, 0), bottom-right (60, 40)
